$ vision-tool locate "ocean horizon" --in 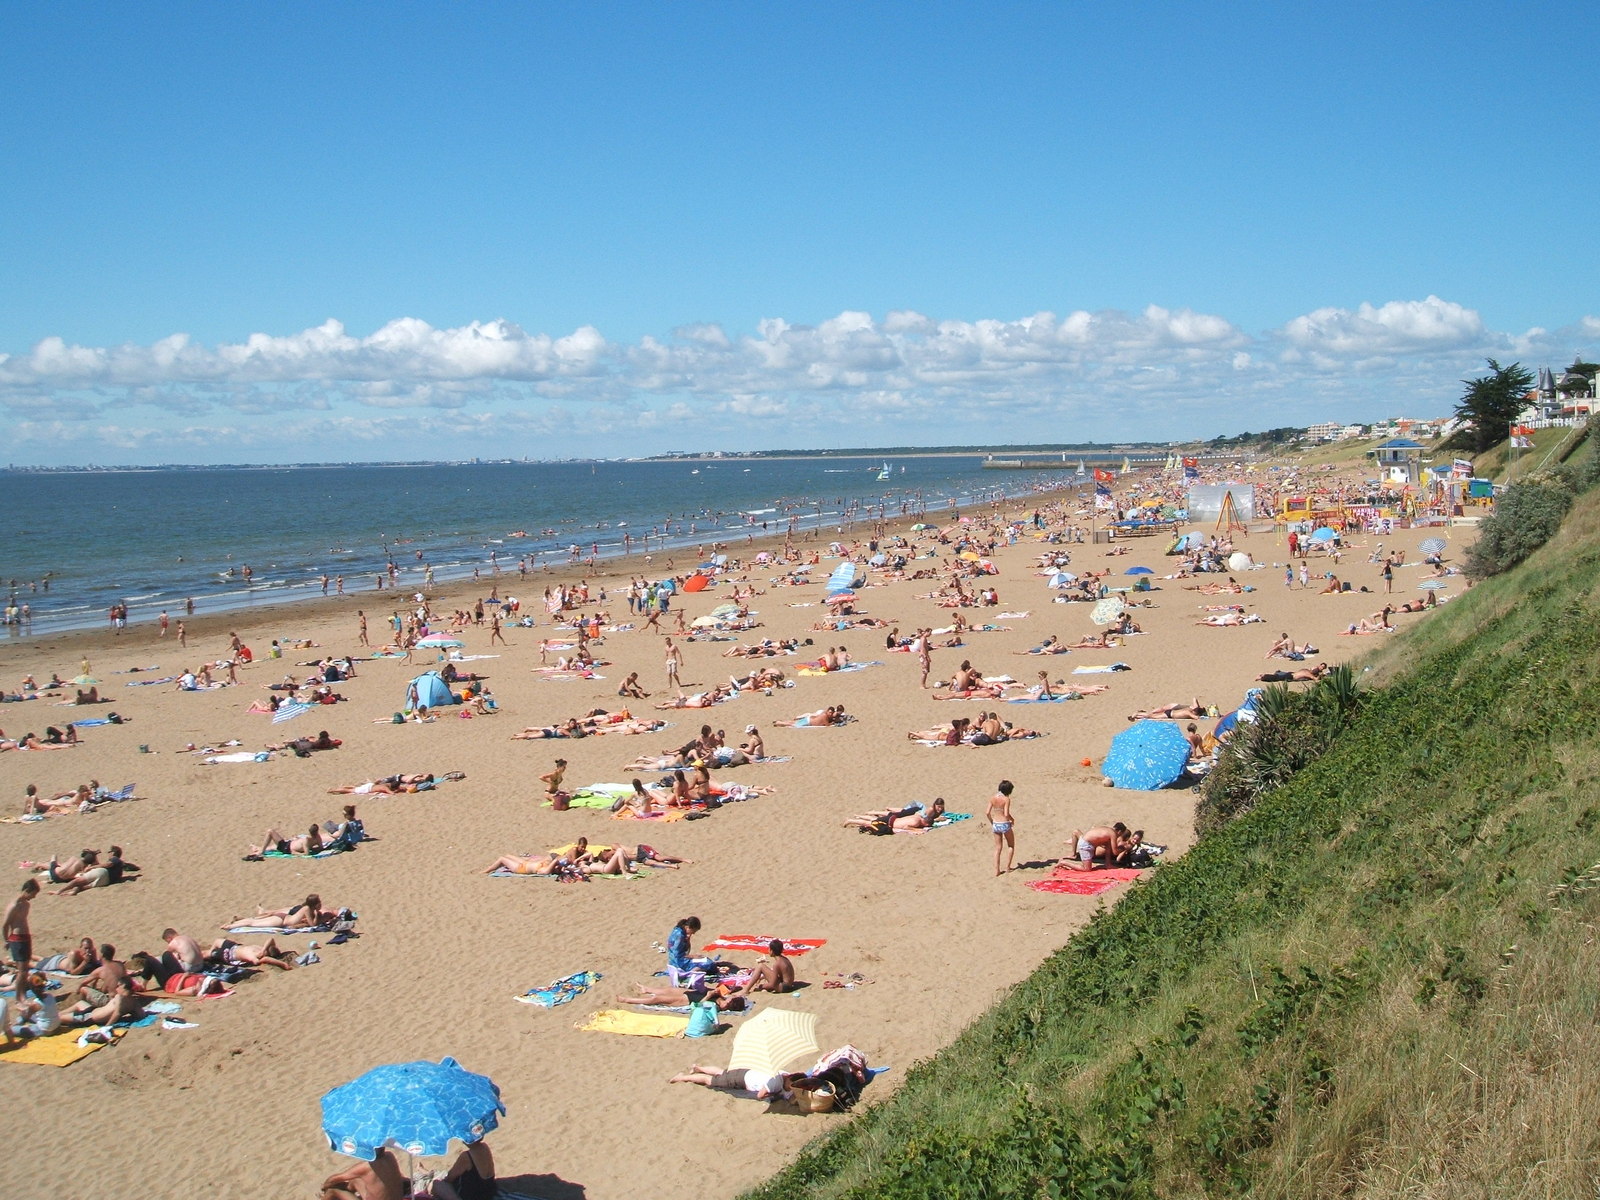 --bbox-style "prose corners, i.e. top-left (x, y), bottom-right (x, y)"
top-left (0, 454), bottom-right (1101, 636)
